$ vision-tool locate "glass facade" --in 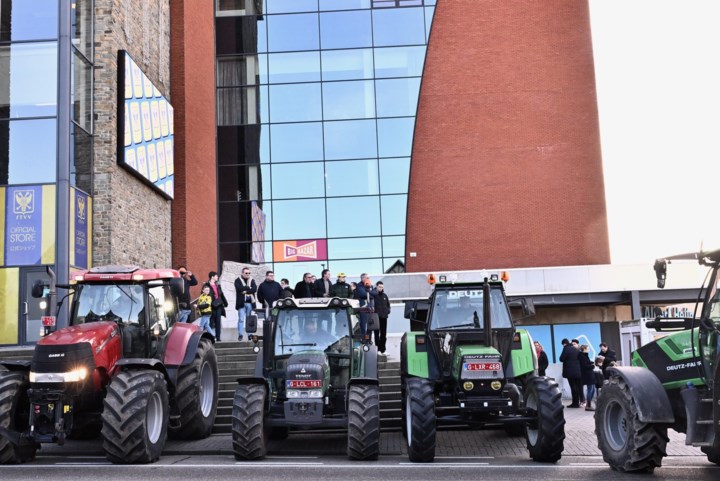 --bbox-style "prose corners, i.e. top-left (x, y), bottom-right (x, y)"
top-left (215, 0), bottom-right (435, 281)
